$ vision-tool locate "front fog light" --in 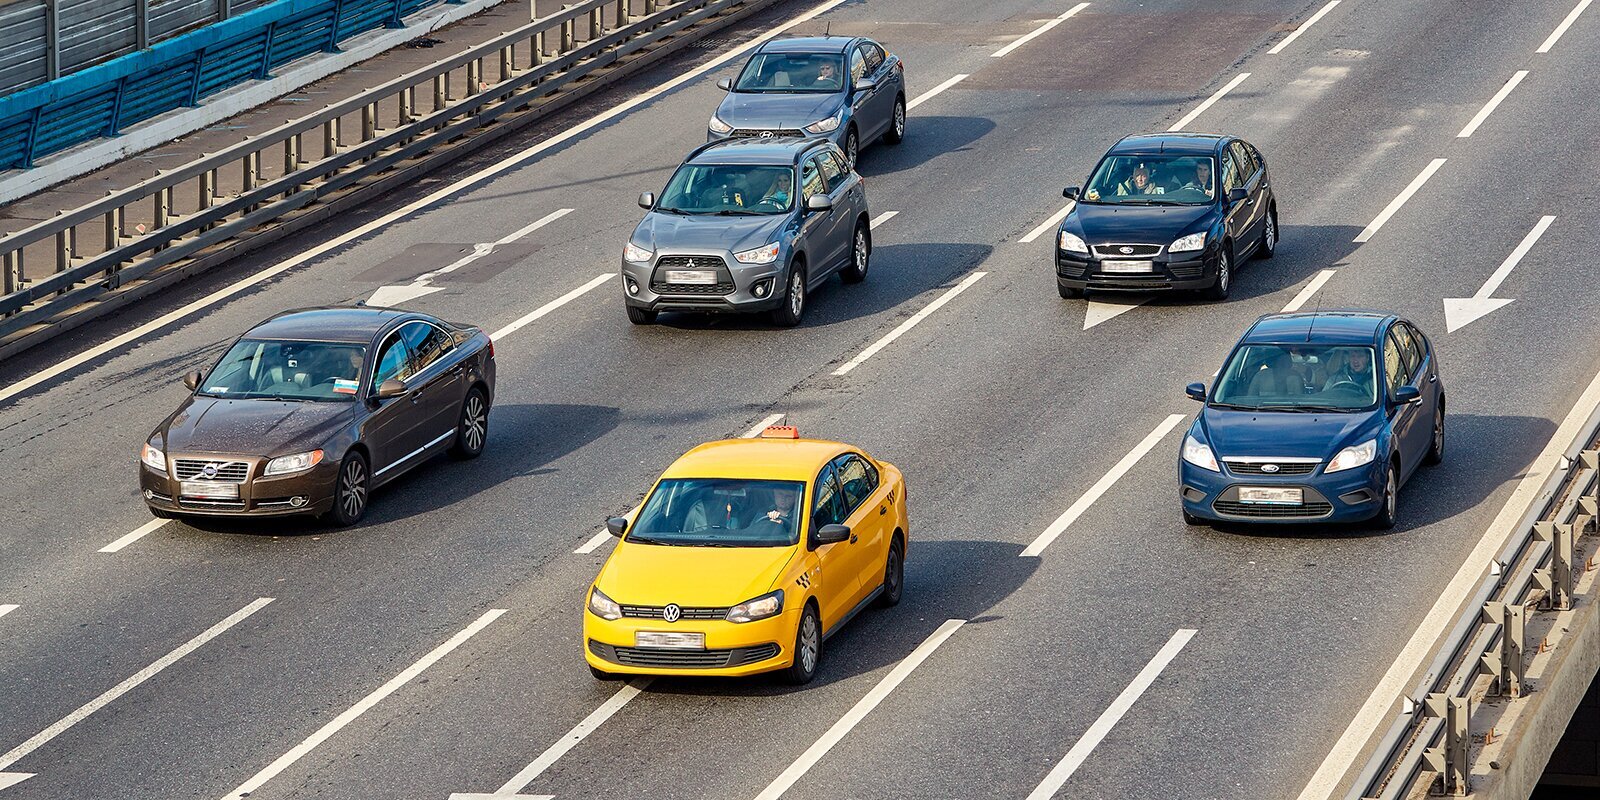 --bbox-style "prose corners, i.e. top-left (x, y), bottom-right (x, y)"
top-left (752, 278), bottom-right (773, 298)
top-left (626, 277), bottom-right (640, 296)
